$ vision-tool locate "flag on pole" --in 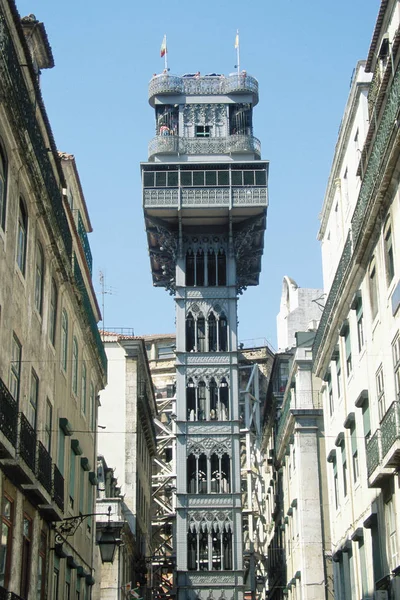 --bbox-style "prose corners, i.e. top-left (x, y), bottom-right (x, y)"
top-left (160, 35), bottom-right (167, 58)
top-left (234, 31), bottom-right (239, 49)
